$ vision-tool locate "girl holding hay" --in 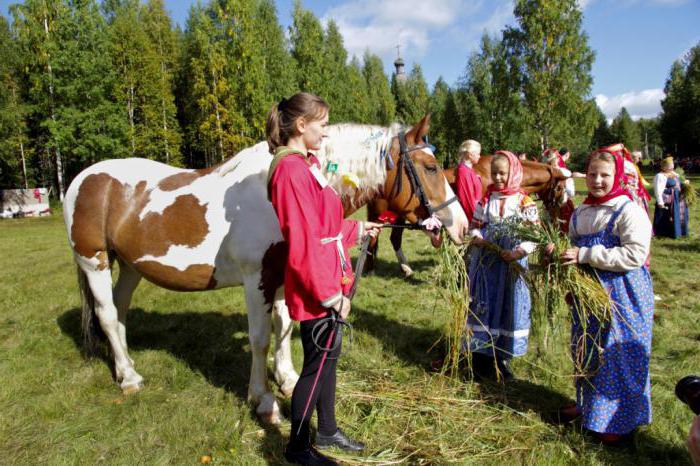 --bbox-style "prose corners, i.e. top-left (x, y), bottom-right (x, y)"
top-left (552, 148), bottom-right (654, 445)
top-left (467, 150), bottom-right (539, 380)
